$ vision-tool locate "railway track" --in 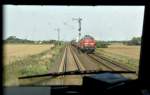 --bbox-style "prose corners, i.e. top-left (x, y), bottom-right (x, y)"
top-left (71, 46), bottom-right (103, 70)
top-left (87, 52), bottom-right (137, 79)
top-left (87, 53), bottom-right (132, 71)
top-left (95, 52), bottom-right (137, 71)
top-left (58, 45), bottom-right (85, 85)
top-left (58, 45), bottom-right (137, 80)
